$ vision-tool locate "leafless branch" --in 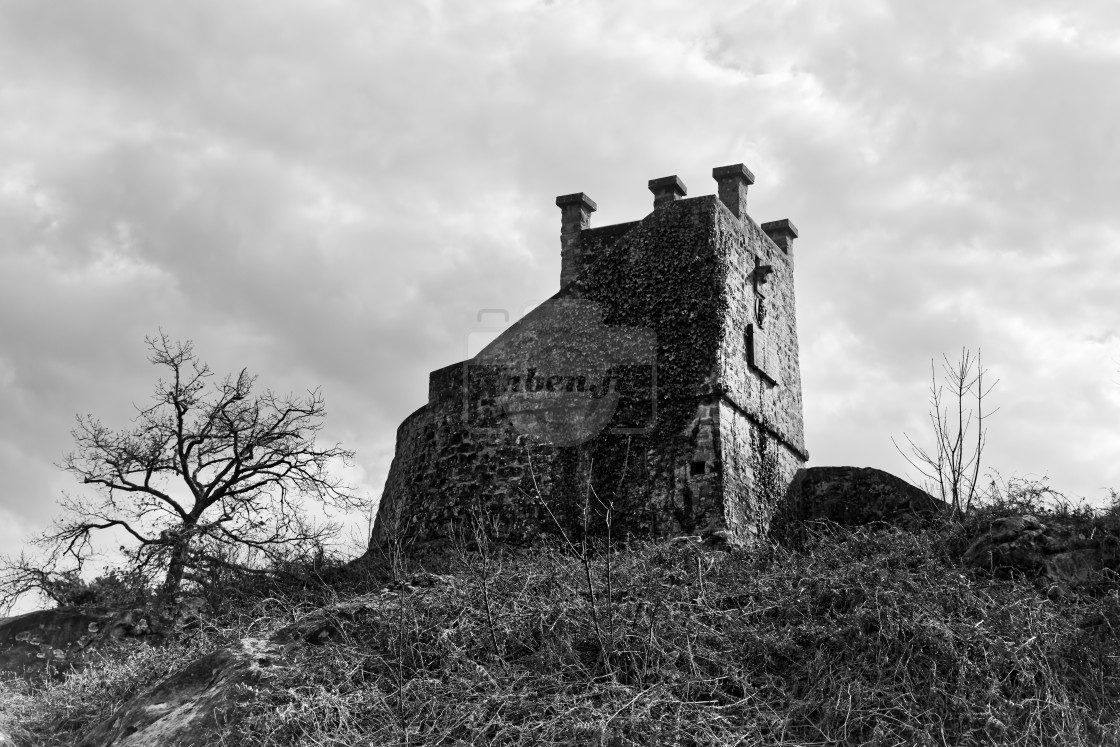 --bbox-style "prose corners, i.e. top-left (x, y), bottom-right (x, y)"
top-left (893, 348), bottom-right (999, 521)
top-left (1, 332), bottom-right (363, 605)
